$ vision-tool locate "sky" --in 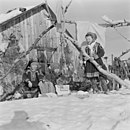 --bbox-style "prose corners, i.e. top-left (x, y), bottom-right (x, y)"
top-left (0, 0), bottom-right (130, 63)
